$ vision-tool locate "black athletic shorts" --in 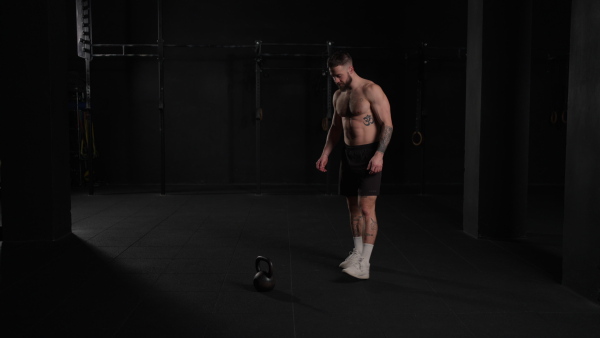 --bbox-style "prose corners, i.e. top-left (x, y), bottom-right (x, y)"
top-left (339, 142), bottom-right (382, 196)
